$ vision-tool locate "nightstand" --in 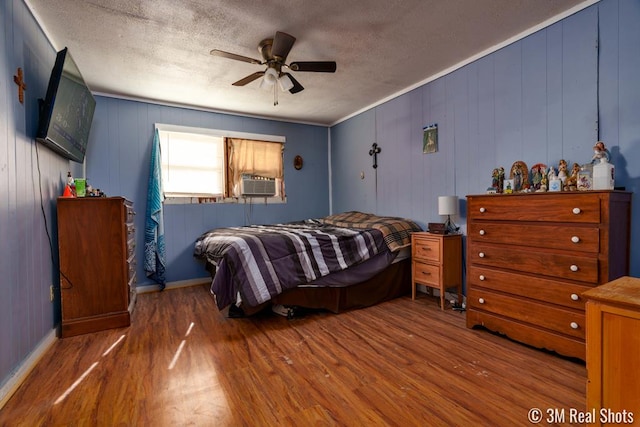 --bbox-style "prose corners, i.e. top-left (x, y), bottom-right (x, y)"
top-left (411, 232), bottom-right (462, 310)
